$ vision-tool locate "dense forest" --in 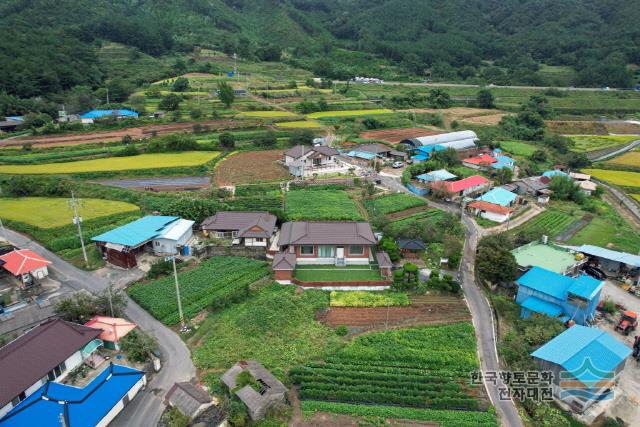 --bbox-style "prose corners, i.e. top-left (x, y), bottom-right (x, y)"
top-left (0, 0), bottom-right (639, 102)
